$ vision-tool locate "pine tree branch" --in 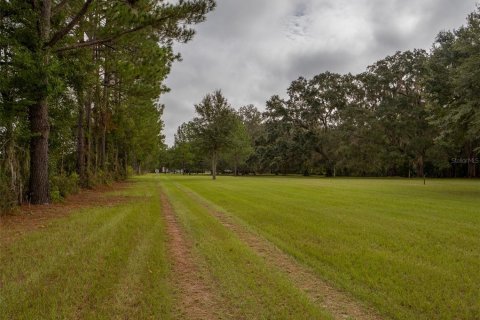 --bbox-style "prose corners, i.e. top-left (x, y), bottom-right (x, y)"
top-left (52, 0), bottom-right (70, 16)
top-left (53, 0), bottom-right (214, 52)
top-left (45, 0), bottom-right (94, 48)
top-left (54, 23), bottom-right (153, 52)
